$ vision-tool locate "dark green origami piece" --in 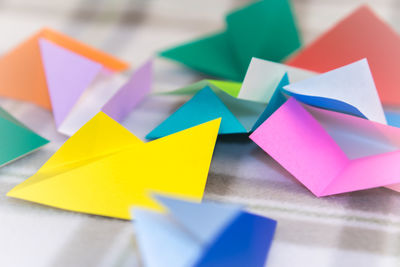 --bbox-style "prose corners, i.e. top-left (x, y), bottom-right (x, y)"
top-left (0, 107), bottom-right (49, 167)
top-left (159, 0), bottom-right (302, 81)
